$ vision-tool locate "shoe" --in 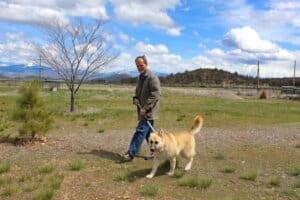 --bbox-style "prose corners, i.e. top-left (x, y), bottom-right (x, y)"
top-left (121, 153), bottom-right (133, 162)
